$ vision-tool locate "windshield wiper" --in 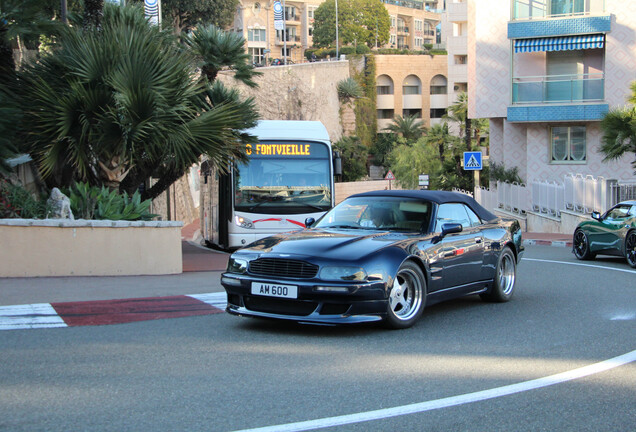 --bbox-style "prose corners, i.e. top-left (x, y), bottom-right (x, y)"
top-left (291, 202), bottom-right (326, 212)
top-left (320, 224), bottom-right (363, 229)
